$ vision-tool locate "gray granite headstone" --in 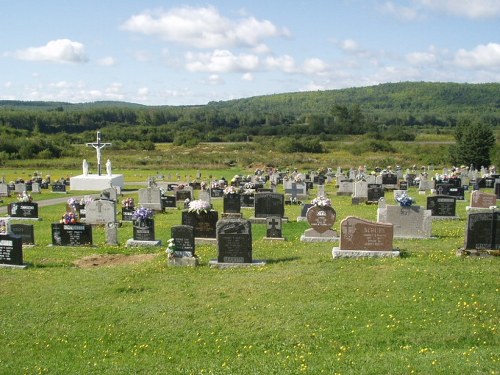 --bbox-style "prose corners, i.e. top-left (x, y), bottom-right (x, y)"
top-left (85, 199), bottom-right (117, 225)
